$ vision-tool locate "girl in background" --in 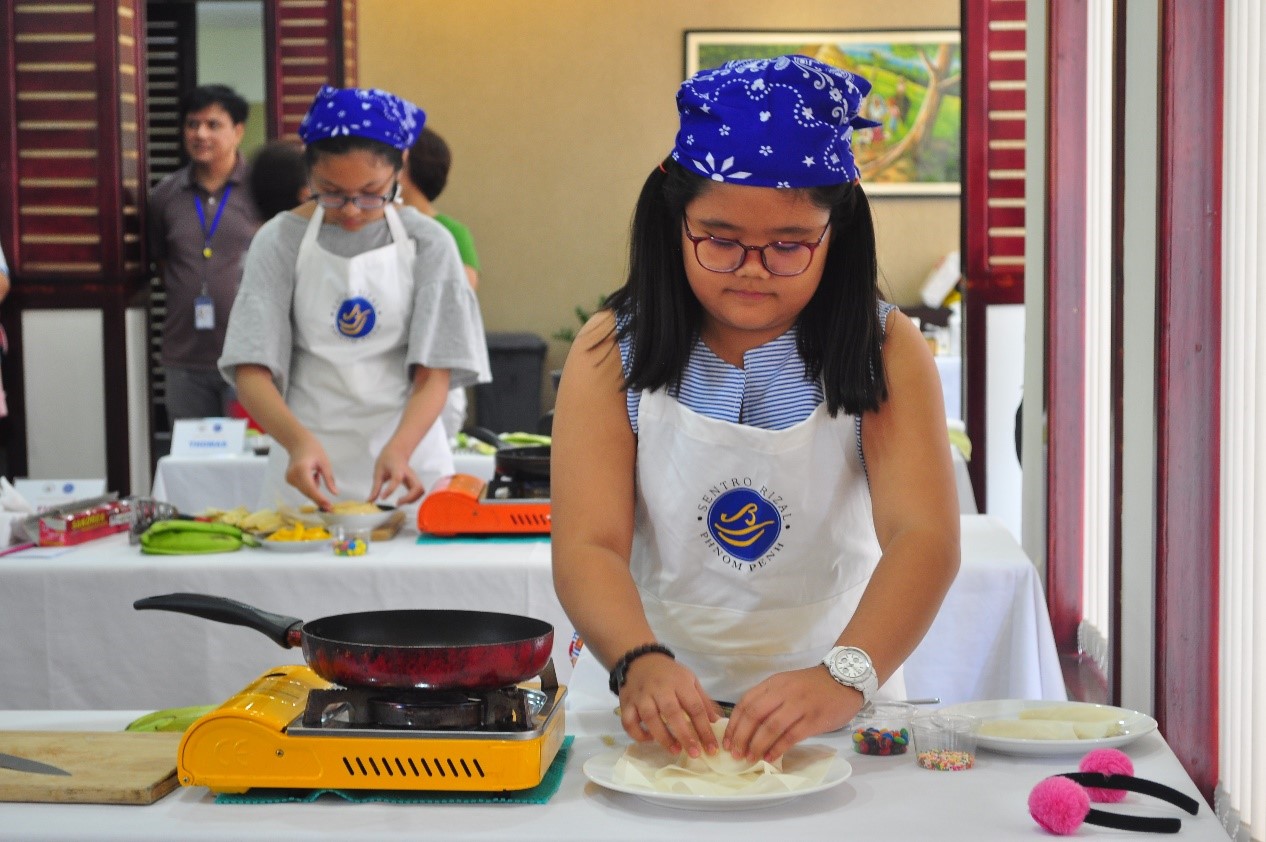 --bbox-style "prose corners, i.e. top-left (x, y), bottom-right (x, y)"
top-left (219, 86), bottom-right (489, 510)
